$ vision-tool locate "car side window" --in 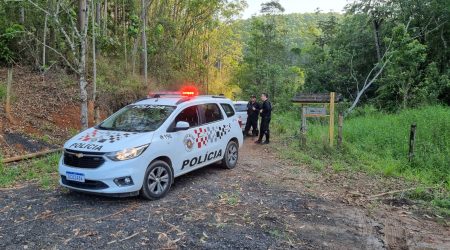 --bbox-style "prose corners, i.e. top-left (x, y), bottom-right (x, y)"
top-left (220, 103), bottom-right (235, 117)
top-left (174, 105), bottom-right (199, 127)
top-left (200, 104), bottom-right (223, 124)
